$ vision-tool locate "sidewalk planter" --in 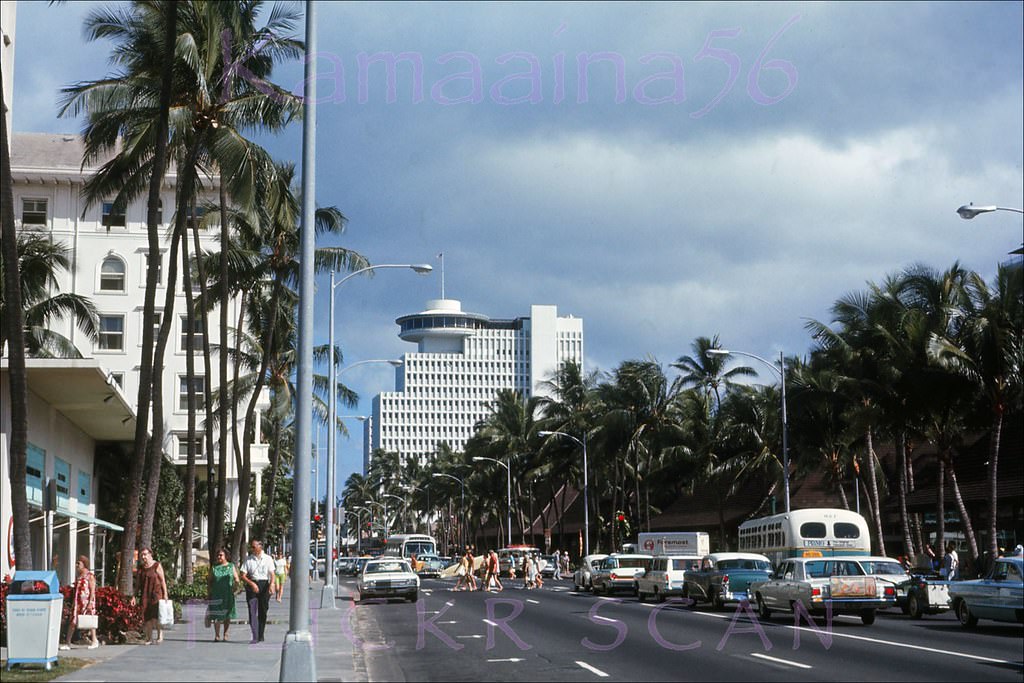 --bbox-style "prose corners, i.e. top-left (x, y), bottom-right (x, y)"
top-left (5, 571), bottom-right (62, 671)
